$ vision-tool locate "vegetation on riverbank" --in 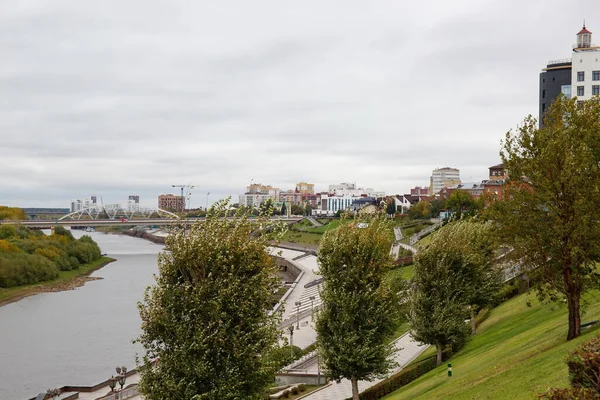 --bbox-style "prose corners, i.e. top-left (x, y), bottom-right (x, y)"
top-left (0, 256), bottom-right (115, 306)
top-left (0, 225), bottom-right (103, 288)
